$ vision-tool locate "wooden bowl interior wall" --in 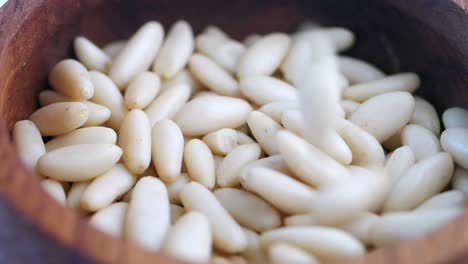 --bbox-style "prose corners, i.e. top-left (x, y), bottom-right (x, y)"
top-left (1, 0), bottom-right (468, 263)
